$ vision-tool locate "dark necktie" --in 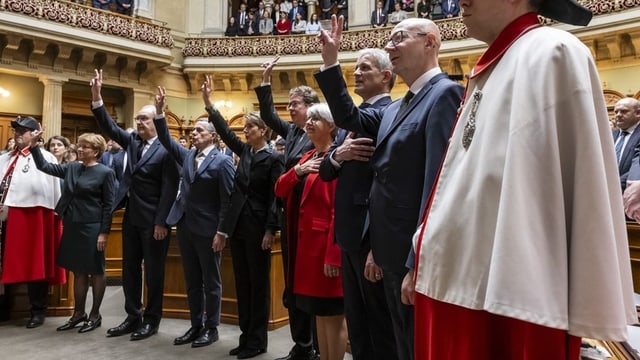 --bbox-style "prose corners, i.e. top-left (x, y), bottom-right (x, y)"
top-left (359, 102), bottom-right (371, 109)
top-left (398, 91), bottom-right (414, 116)
top-left (616, 130), bottom-right (629, 163)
